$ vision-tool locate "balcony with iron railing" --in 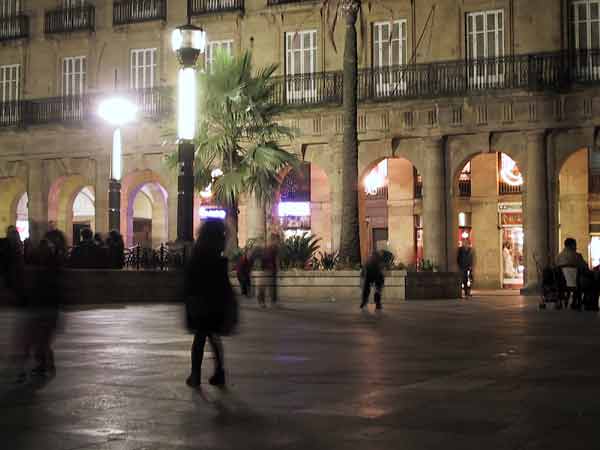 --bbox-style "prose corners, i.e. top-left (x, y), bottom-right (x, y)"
top-left (499, 181), bottom-right (522, 196)
top-left (190, 0), bottom-right (243, 15)
top-left (267, 0), bottom-right (316, 5)
top-left (458, 178), bottom-right (472, 197)
top-left (0, 14), bottom-right (29, 41)
top-left (0, 88), bottom-right (171, 128)
top-left (6, 49), bottom-right (600, 129)
top-left (270, 49), bottom-right (600, 107)
top-left (113, 0), bottom-right (167, 25)
top-left (45, 5), bottom-right (95, 34)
